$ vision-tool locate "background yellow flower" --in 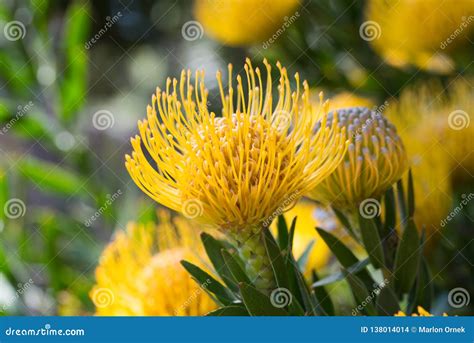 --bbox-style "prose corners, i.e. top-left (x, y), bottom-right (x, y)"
top-left (386, 78), bottom-right (473, 232)
top-left (90, 211), bottom-right (217, 316)
top-left (194, 0), bottom-right (300, 46)
top-left (366, 0), bottom-right (474, 73)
